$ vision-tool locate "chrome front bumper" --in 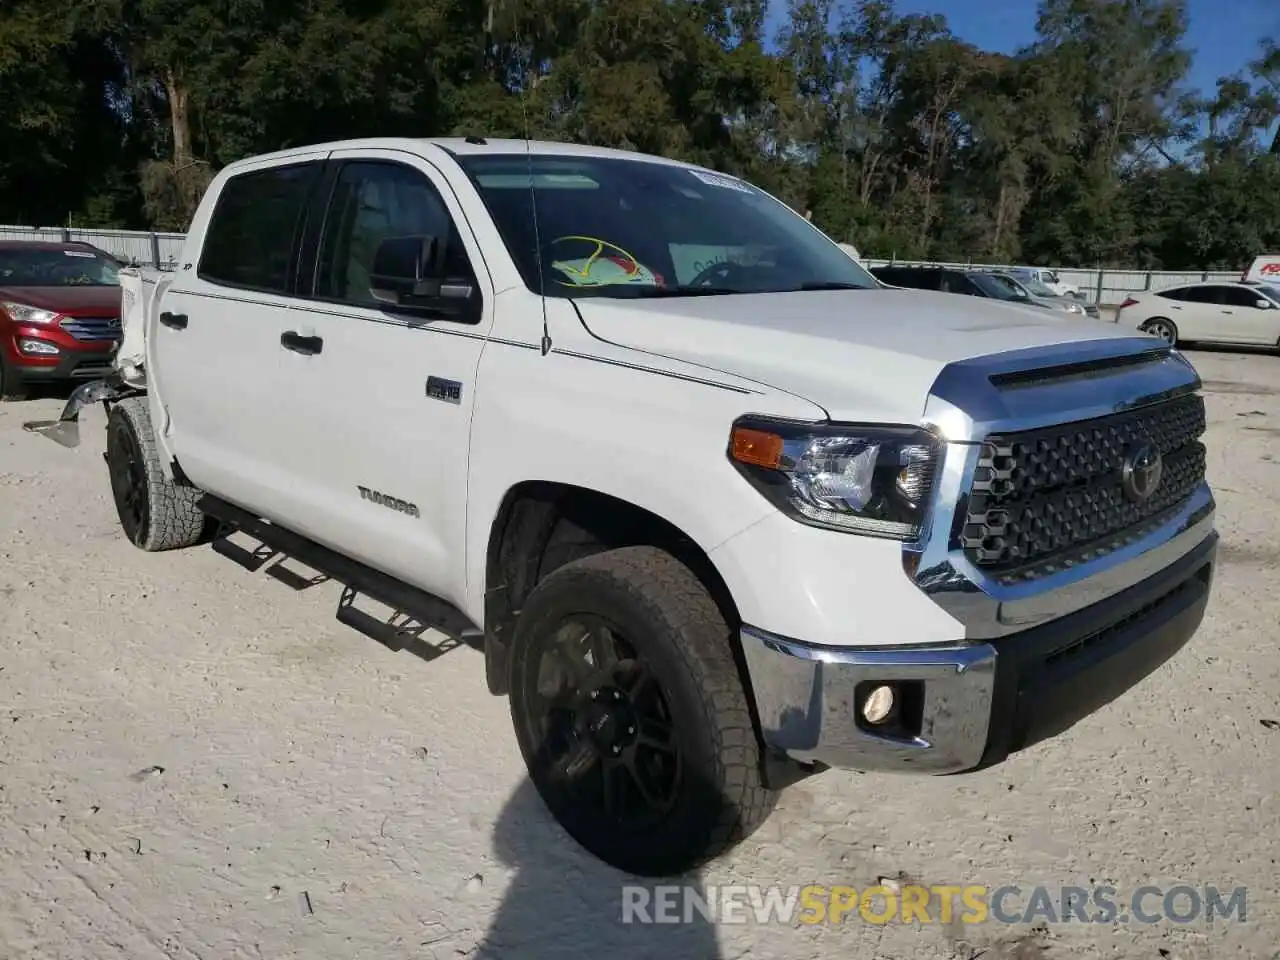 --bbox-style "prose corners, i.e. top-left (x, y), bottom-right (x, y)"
top-left (741, 524), bottom-right (1217, 776)
top-left (741, 629), bottom-right (997, 773)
